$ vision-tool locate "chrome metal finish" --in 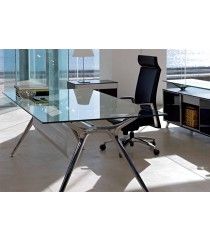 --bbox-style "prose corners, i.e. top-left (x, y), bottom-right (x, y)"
top-left (101, 139), bottom-right (112, 146)
top-left (59, 117), bottom-right (149, 192)
top-left (113, 136), bottom-right (148, 192)
top-left (59, 134), bottom-right (89, 192)
top-left (137, 136), bottom-right (155, 141)
top-left (11, 118), bottom-right (33, 157)
top-left (10, 114), bottom-right (148, 192)
top-left (100, 103), bottom-right (160, 156)
top-left (133, 138), bottom-right (155, 148)
top-left (139, 102), bottom-right (158, 127)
